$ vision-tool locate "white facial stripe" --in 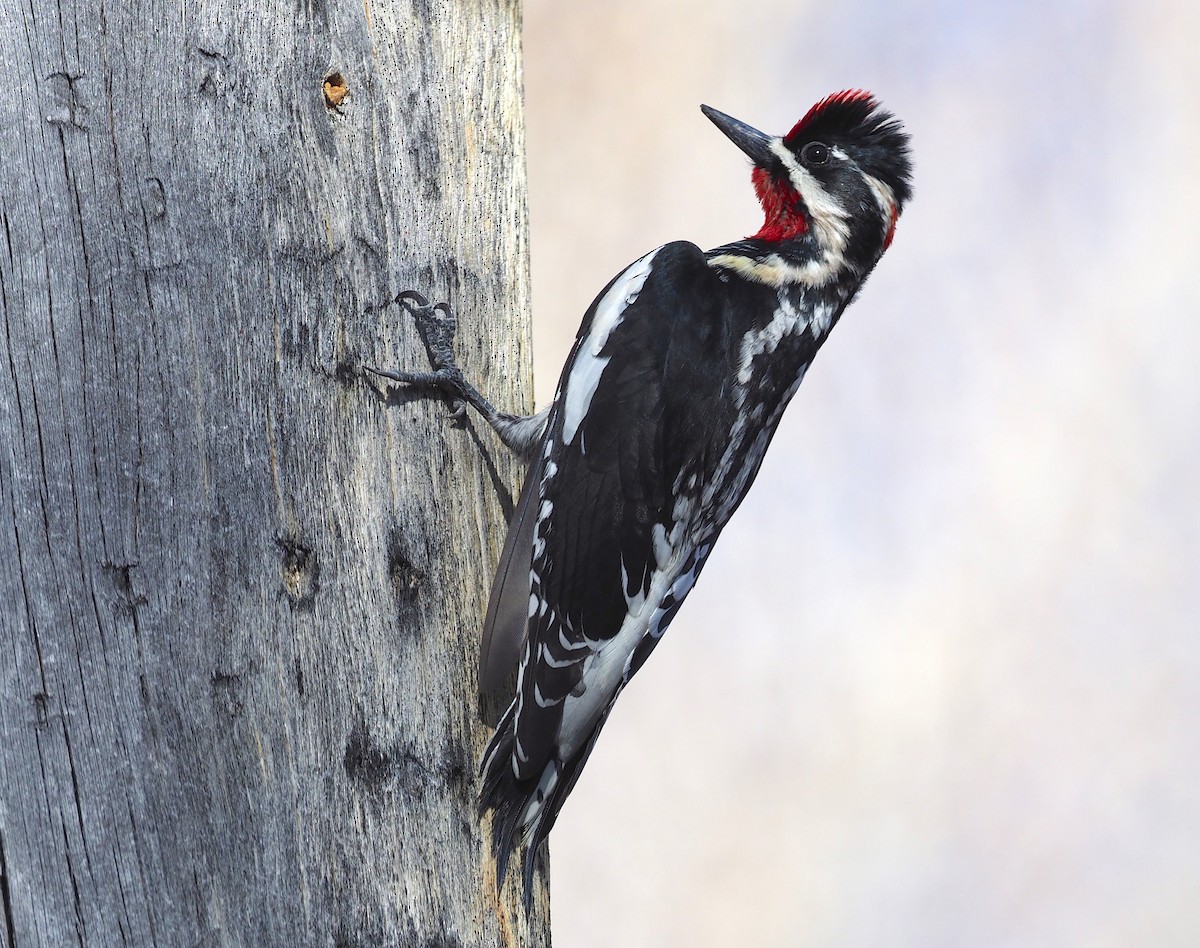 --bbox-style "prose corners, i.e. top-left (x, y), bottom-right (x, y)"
top-left (860, 172), bottom-right (896, 216)
top-left (861, 171), bottom-right (898, 240)
top-left (768, 138), bottom-right (851, 253)
top-left (562, 247), bottom-right (660, 446)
